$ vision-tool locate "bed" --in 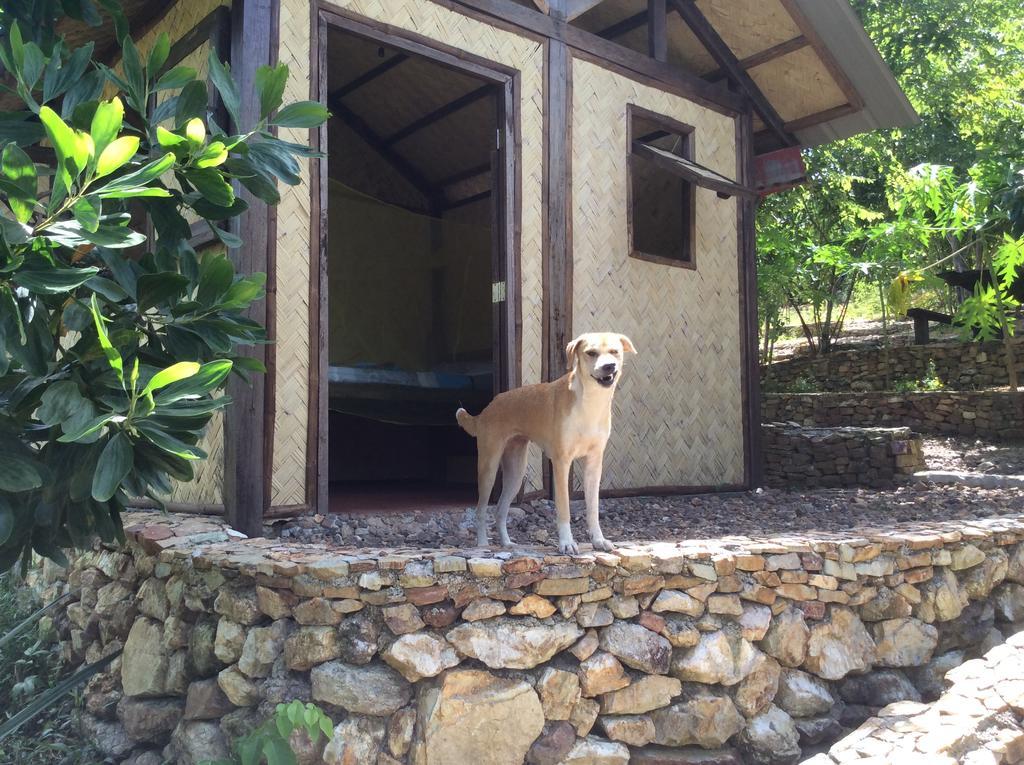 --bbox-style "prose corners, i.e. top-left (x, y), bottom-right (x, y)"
top-left (327, 362), bottom-right (493, 426)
